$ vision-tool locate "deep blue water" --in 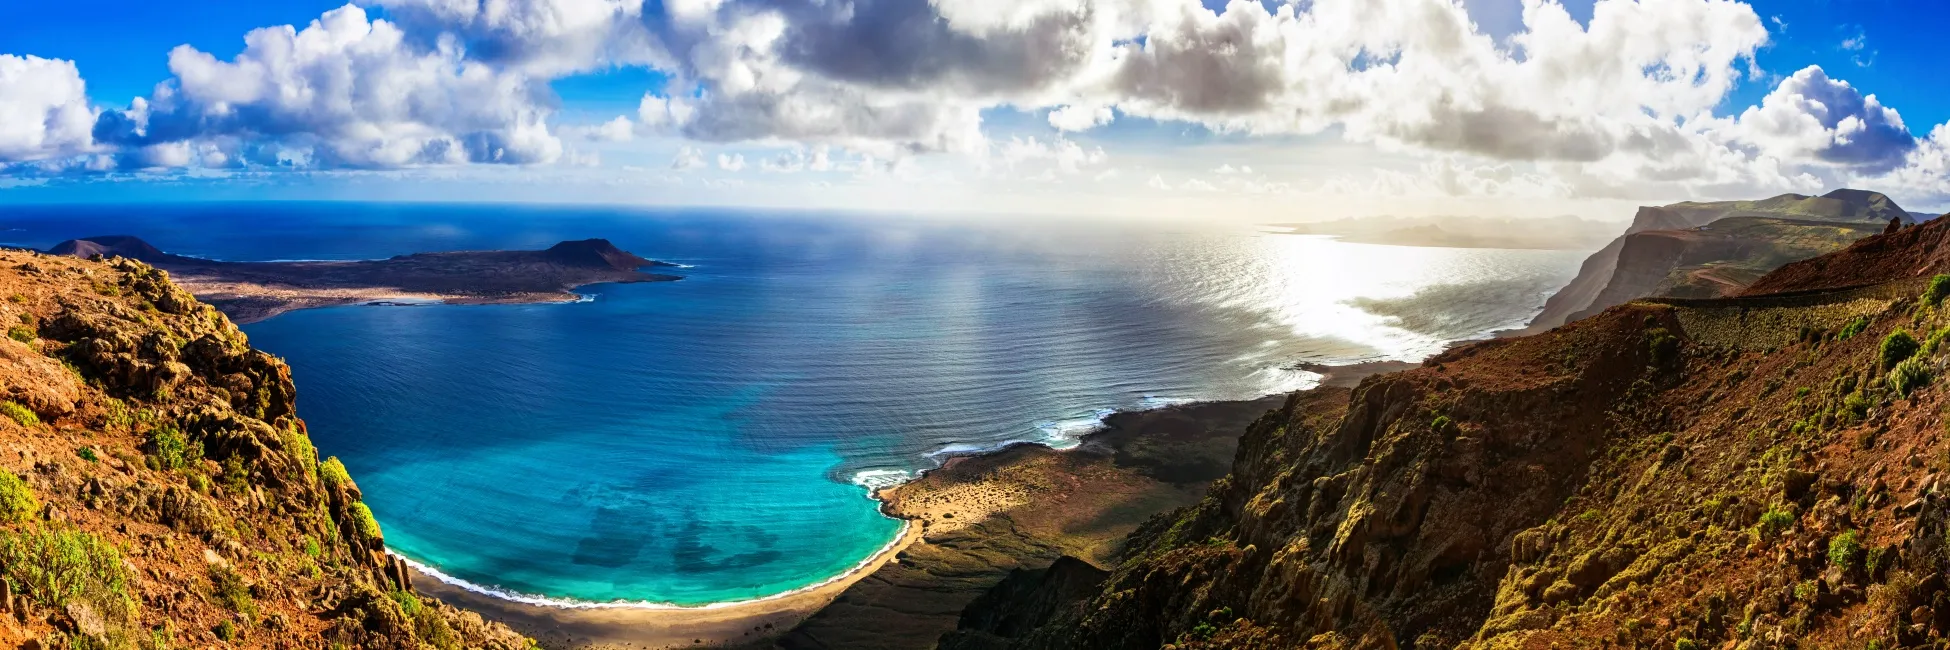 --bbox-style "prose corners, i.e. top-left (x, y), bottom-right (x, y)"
top-left (0, 203), bottom-right (1586, 605)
